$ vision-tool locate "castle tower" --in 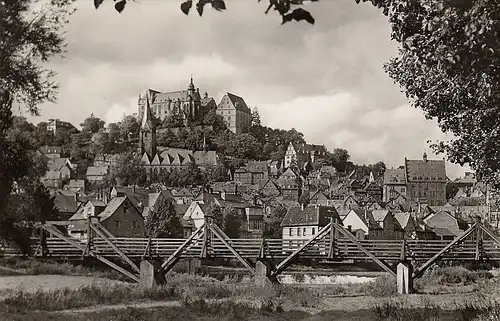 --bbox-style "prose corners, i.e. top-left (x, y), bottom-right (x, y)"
top-left (139, 94), bottom-right (156, 157)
